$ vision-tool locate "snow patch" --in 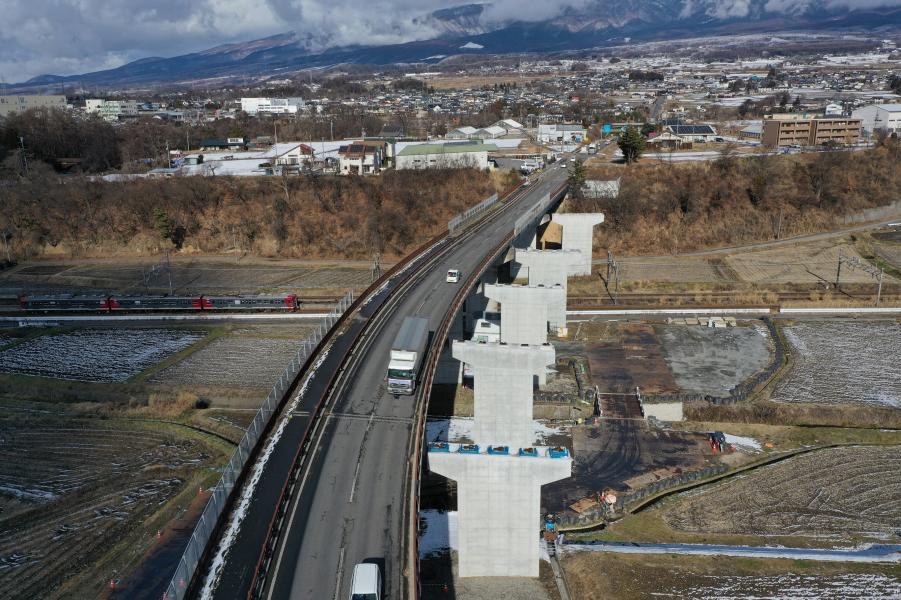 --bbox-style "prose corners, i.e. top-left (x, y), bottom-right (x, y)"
top-left (460, 42), bottom-right (484, 49)
top-left (722, 433), bottom-right (762, 452)
top-left (0, 484), bottom-right (57, 502)
top-left (425, 417), bottom-right (563, 445)
top-left (418, 509), bottom-right (458, 558)
top-left (199, 349), bottom-right (331, 599)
